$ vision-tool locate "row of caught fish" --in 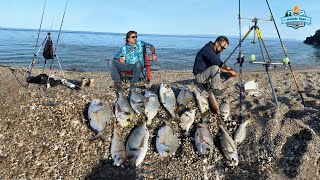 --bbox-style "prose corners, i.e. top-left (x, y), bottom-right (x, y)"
top-left (89, 81), bottom-right (216, 139)
top-left (87, 82), bottom-right (251, 167)
top-left (92, 108), bottom-right (250, 167)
